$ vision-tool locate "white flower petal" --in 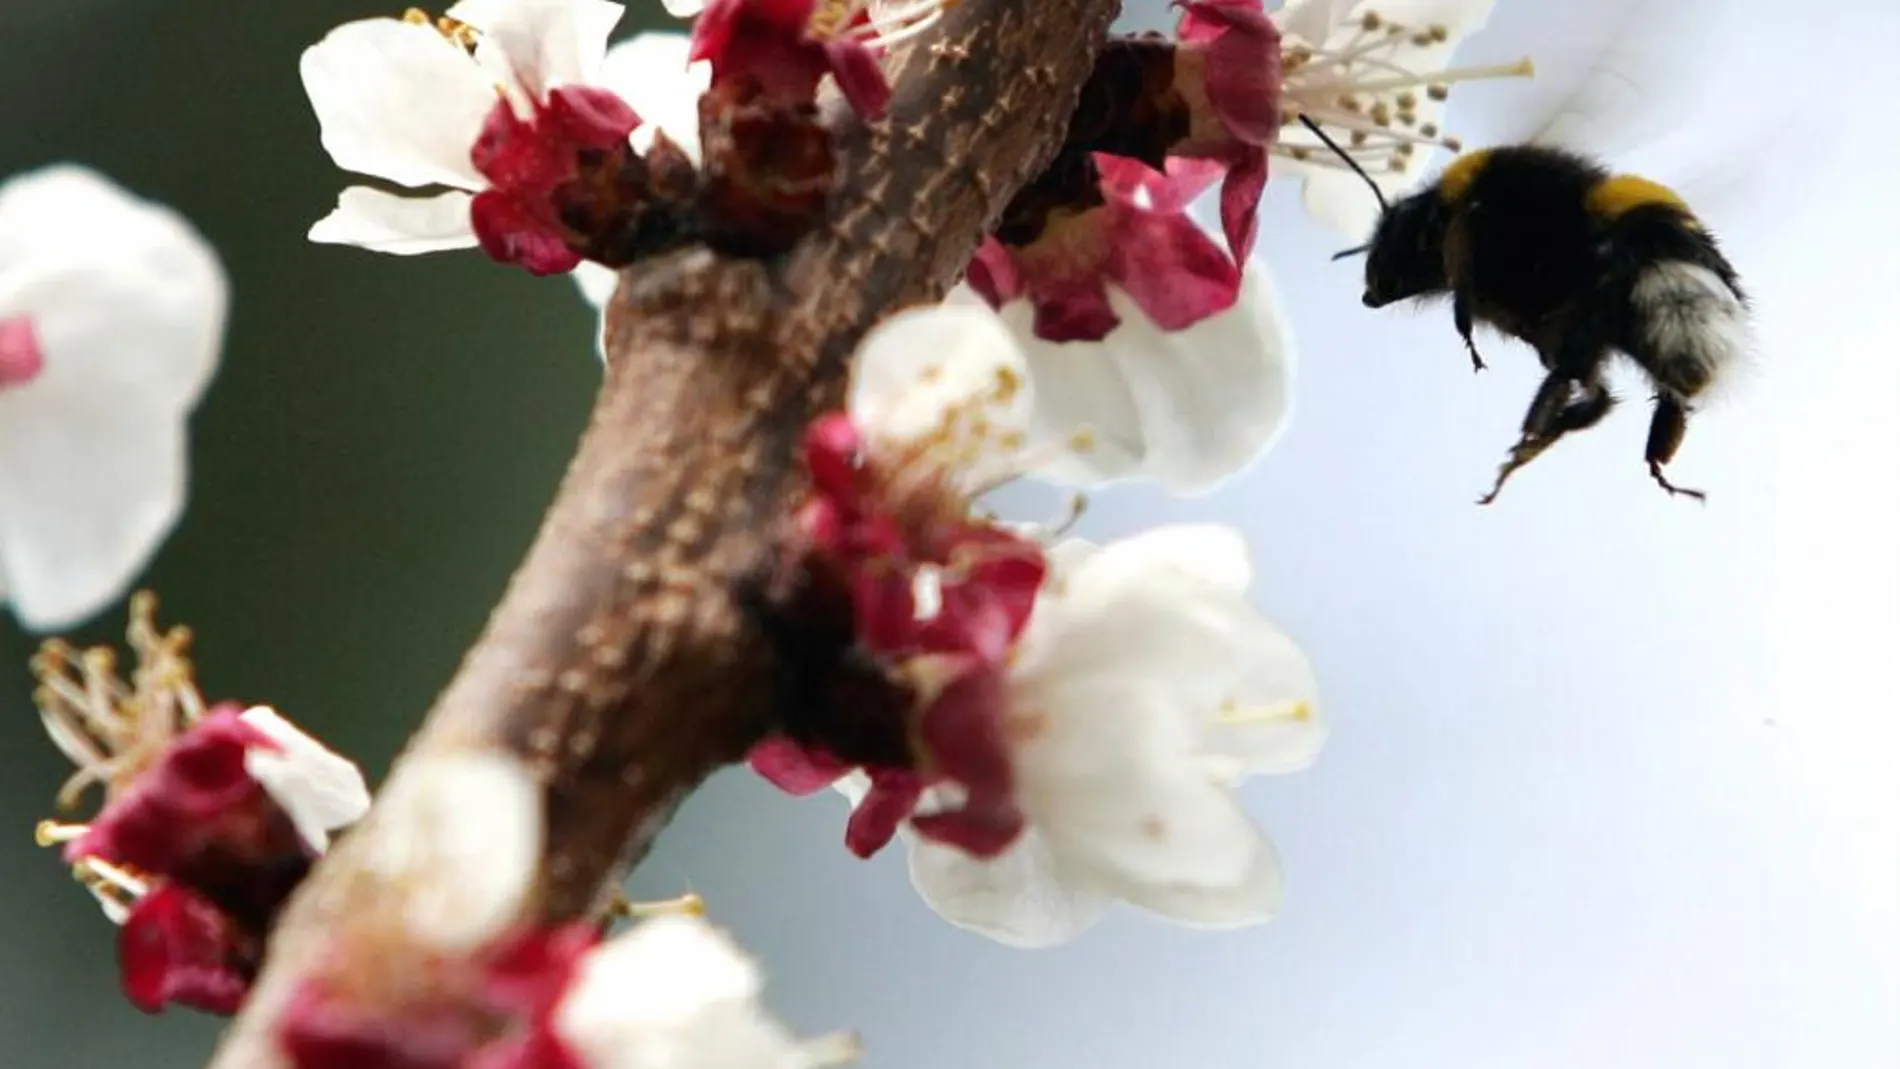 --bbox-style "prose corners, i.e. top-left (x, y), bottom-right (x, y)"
top-left (0, 165), bottom-right (226, 631)
top-left (1013, 274), bottom-right (1293, 493)
top-left (557, 916), bottom-right (811, 1069)
top-left (1207, 617), bottom-right (1327, 775)
top-left (238, 706), bottom-right (372, 853)
top-left (876, 525), bottom-right (1320, 943)
top-left (662, 0), bottom-right (706, 15)
top-left (452, 0), bottom-right (624, 97)
top-left (1102, 830), bottom-right (1284, 929)
top-left (905, 830), bottom-right (1116, 948)
top-left (1271, 0), bottom-right (1357, 44)
top-left (362, 751), bottom-right (541, 955)
top-left (573, 261), bottom-right (619, 309)
top-left (1066, 523), bottom-right (1253, 599)
top-left (300, 18), bottom-right (496, 191)
top-left (849, 302), bottom-right (1035, 486)
top-left (599, 32), bottom-right (711, 163)
top-left (1295, 171), bottom-right (1389, 246)
top-left (989, 295), bottom-right (1145, 481)
top-left (994, 525), bottom-right (1310, 904)
top-left (307, 187), bottom-right (478, 254)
